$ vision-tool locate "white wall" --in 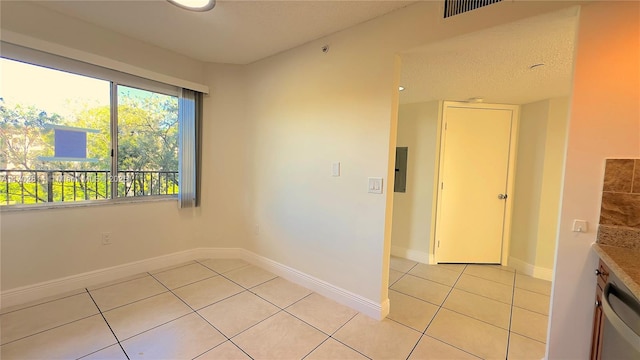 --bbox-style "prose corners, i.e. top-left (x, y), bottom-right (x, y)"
top-left (509, 97), bottom-right (569, 279)
top-left (548, 2), bottom-right (640, 358)
top-left (390, 101), bottom-right (440, 263)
